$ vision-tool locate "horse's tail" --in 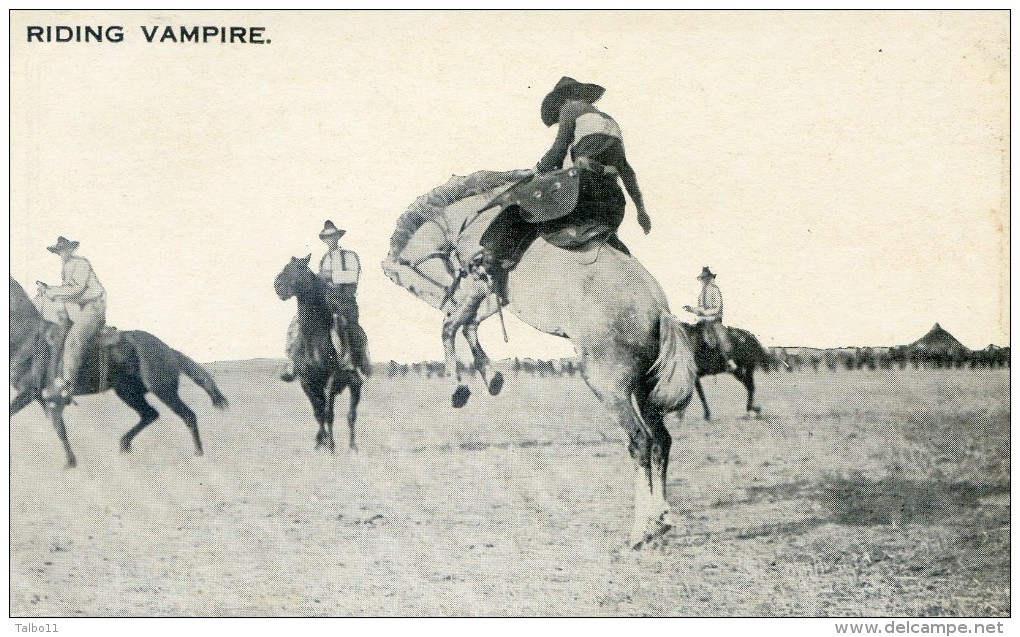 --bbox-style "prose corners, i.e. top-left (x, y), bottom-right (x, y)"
top-left (751, 337), bottom-right (790, 373)
top-left (647, 312), bottom-right (698, 412)
top-left (174, 350), bottom-right (229, 409)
